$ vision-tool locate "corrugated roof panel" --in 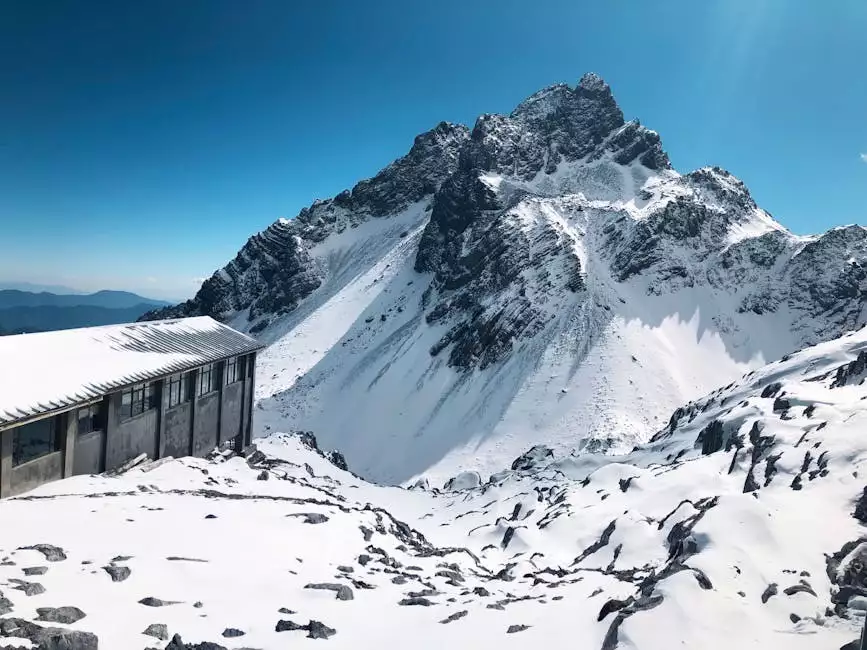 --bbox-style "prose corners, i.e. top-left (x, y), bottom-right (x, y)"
top-left (0, 316), bottom-right (263, 426)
